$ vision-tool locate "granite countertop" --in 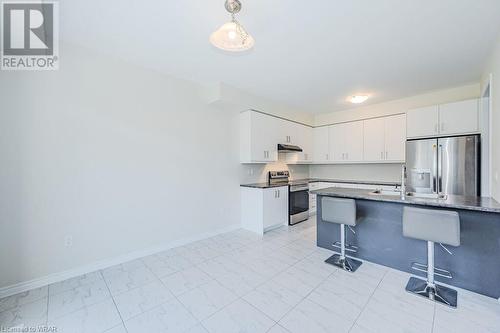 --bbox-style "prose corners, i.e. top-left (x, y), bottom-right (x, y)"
top-left (311, 187), bottom-right (500, 213)
top-left (240, 178), bottom-right (400, 189)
